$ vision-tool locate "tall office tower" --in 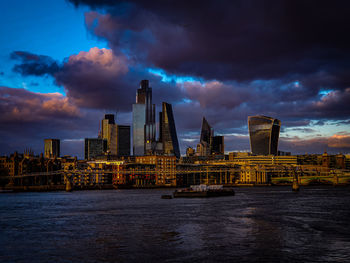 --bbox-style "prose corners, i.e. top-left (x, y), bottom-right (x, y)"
top-left (200, 117), bottom-right (213, 145)
top-left (160, 102), bottom-right (180, 158)
top-left (101, 114), bottom-right (131, 156)
top-left (84, 138), bottom-right (107, 160)
top-left (101, 114), bottom-right (118, 155)
top-left (117, 125), bottom-right (130, 156)
top-left (44, 139), bottom-right (60, 158)
top-left (197, 117), bottom-right (213, 156)
top-left (132, 80), bottom-right (156, 155)
top-left (133, 104), bottom-right (146, 155)
top-left (248, 115), bottom-right (281, 156)
top-left (212, 136), bottom-right (224, 155)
